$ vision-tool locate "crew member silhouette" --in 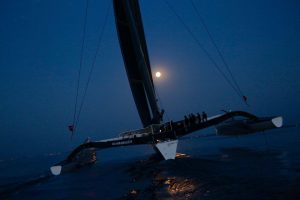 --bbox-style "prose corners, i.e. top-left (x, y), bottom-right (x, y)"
top-left (202, 111), bottom-right (208, 122)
